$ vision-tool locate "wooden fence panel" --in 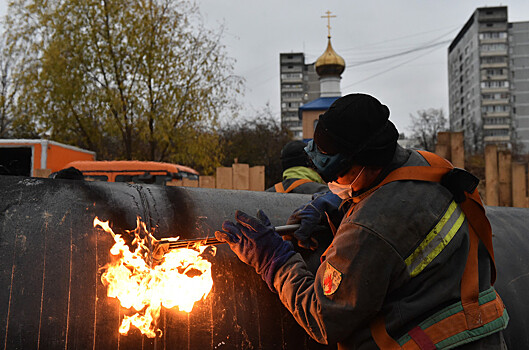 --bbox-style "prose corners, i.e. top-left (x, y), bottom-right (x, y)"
top-left (485, 144), bottom-right (499, 206)
top-left (166, 179), bottom-right (183, 187)
top-left (232, 163), bottom-right (250, 190)
top-left (498, 151), bottom-right (512, 207)
top-left (435, 132), bottom-right (451, 160)
top-left (199, 176), bottom-right (215, 189)
top-left (249, 166), bottom-right (265, 191)
top-left (450, 132), bottom-right (465, 168)
top-left (182, 178), bottom-right (198, 187)
top-left (216, 167), bottom-right (233, 189)
top-left (165, 164), bottom-right (265, 191)
top-left (512, 163), bottom-right (529, 208)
